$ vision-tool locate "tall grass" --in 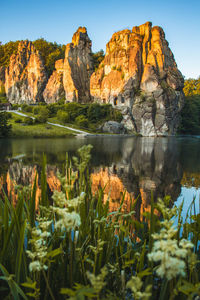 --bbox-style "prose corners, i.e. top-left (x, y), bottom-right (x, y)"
top-left (0, 145), bottom-right (200, 299)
